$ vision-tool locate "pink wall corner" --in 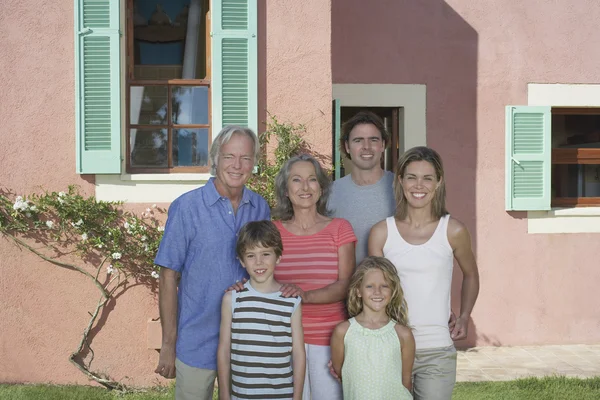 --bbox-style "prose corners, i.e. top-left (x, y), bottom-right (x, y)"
top-left (265, 0), bottom-right (333, 160)
top-left (332, 0), bottom-right (600, 347)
